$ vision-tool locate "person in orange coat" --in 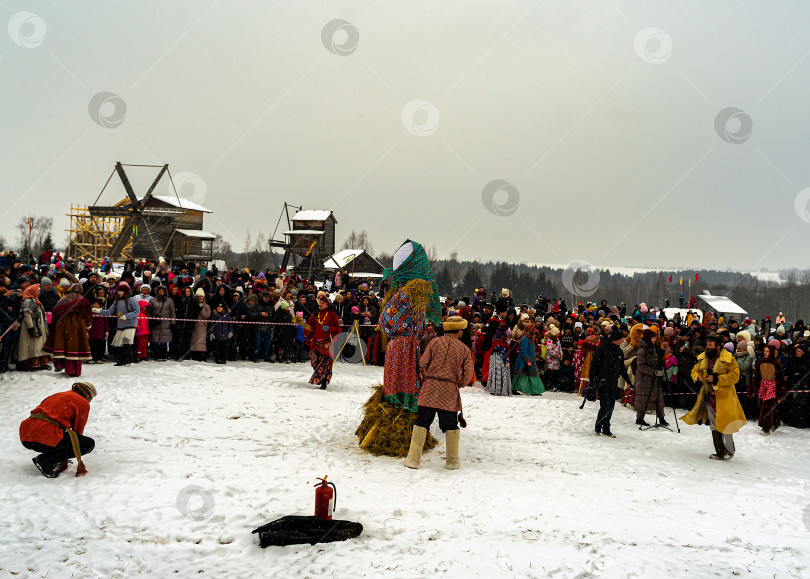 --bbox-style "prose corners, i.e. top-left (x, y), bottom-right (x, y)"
top-left (19, 382), bottom-right (97, 478)
top-left (305, 295), bottom-right (341, 390)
